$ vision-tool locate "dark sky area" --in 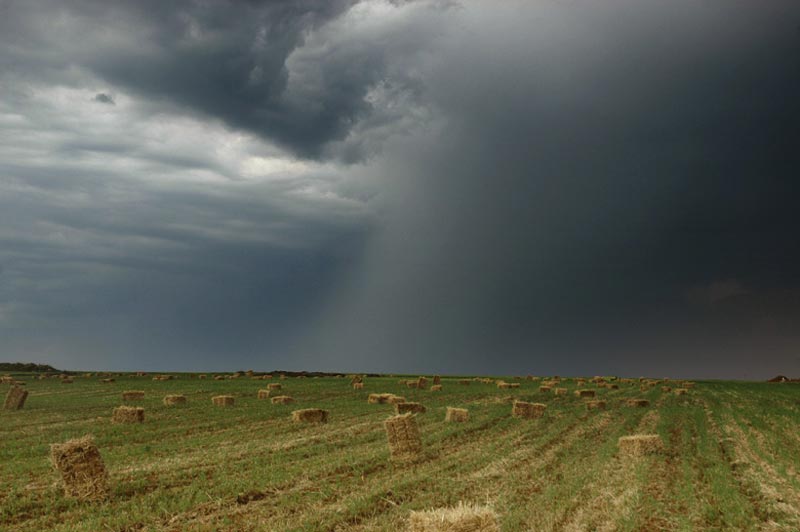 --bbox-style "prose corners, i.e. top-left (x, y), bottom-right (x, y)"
top-left (1, 0), bottom-right (799, 378)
